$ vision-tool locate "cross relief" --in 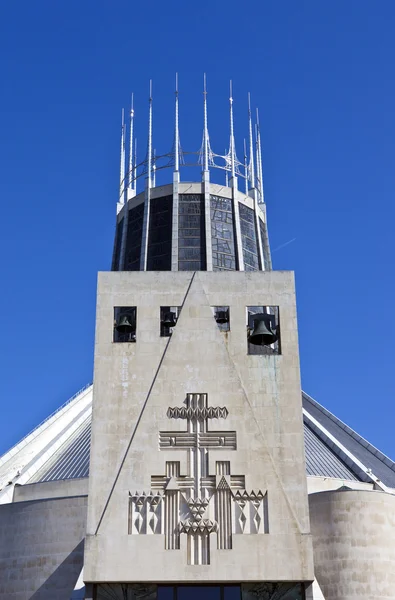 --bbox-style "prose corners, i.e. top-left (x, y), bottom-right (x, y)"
top-left (129, 393), bottom-right (268, 565)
